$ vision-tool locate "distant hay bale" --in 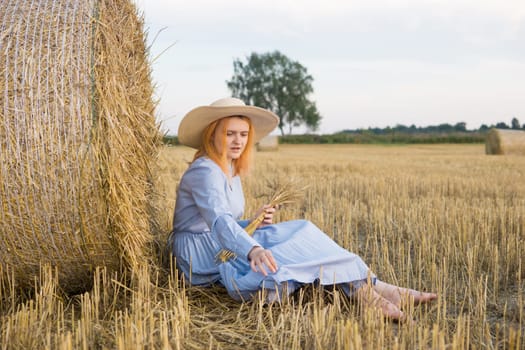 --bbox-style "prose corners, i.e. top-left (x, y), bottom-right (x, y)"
top-left (0, 0), bottom-right (160, 294)
top-left (256, 135), bottom-right (279, 151)
top-left (485, 129), bottom-right (525, 155)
